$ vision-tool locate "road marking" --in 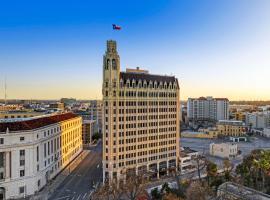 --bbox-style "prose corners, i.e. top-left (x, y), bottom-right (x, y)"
top-left (70, 197), bottom-right (75, 200)
top-left (82, 193), bottom-right (87, 199)
top-left (88, 190), bottom-right (93, 198)
top-left (55, 196), bottom-right (70, 200)
top-left (76, 194), bottom-right (81, 200)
